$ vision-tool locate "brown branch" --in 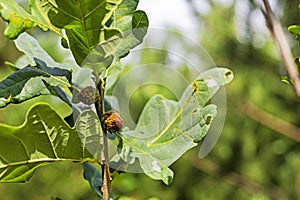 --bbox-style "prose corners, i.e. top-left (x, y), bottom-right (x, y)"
top-left (261, 0), bottom-right (300, 98)
top-left (95, 78), bottom-right (111, 200)
top-left (242, 101), bottom-right (300, 142)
